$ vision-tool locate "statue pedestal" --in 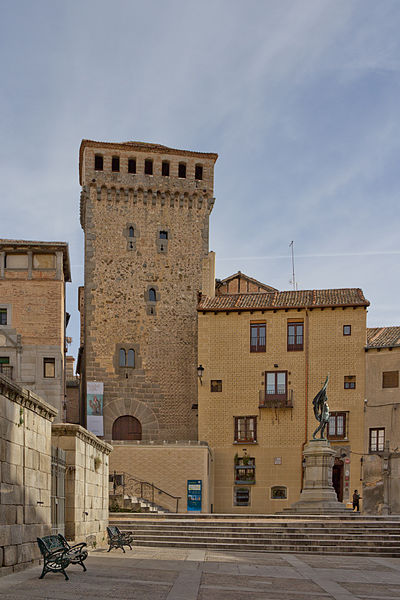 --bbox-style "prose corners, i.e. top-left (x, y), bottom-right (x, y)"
top-left (285, 440), bottom-right (349, 514)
